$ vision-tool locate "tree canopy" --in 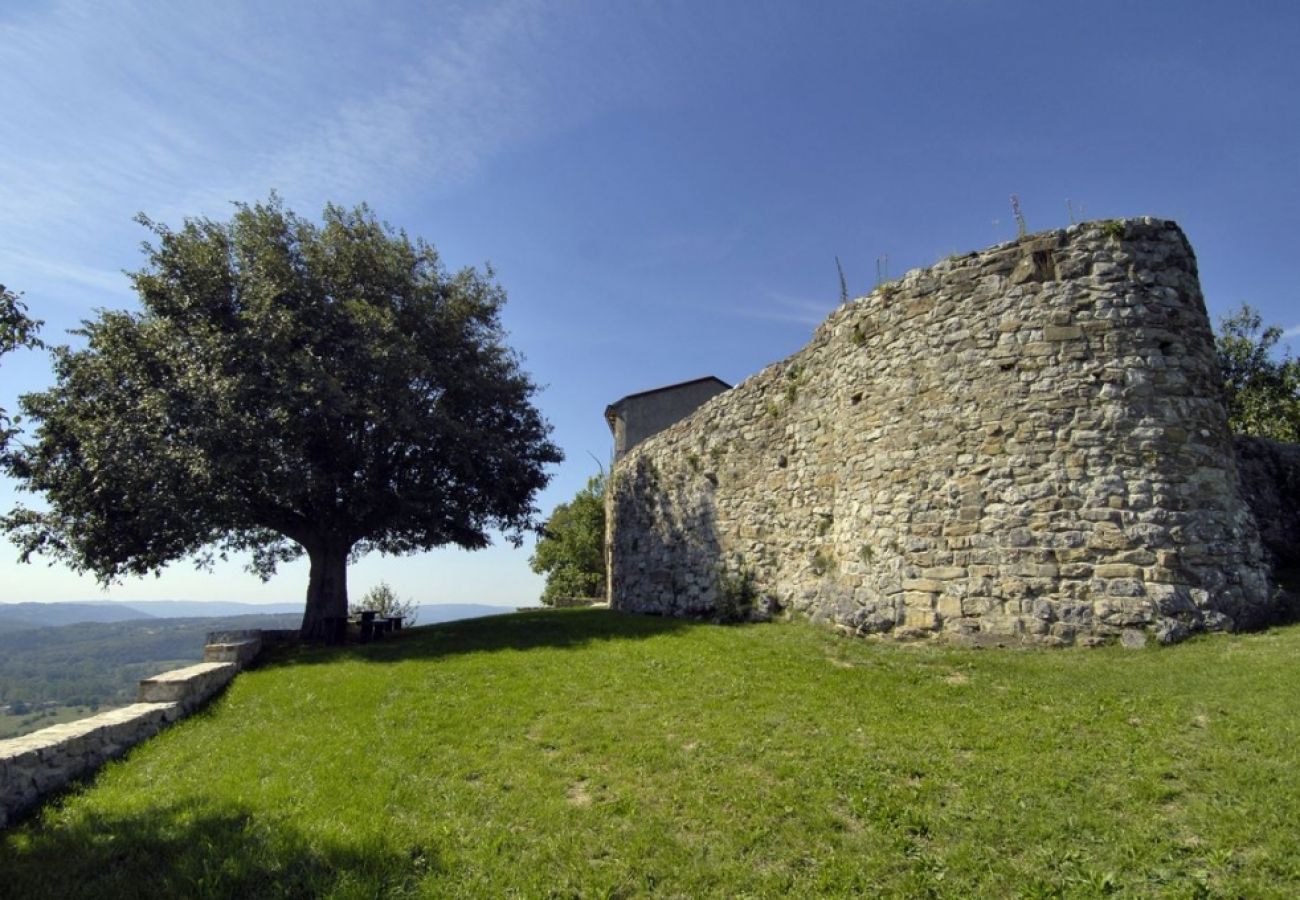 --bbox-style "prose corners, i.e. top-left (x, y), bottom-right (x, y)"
top-left (3, 197), bottom-right (562, 639)
top-left (1216, 304), bottom-right (1300, 443)
top-left (529, 472), bottom-right (606, 604)
top-left (0, 284), bottom-right (43, 452)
